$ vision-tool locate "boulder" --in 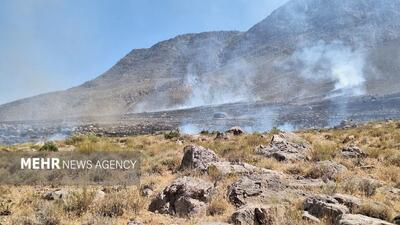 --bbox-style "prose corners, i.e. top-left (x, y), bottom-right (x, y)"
top-left (307, 161), bottom-right (348, 181)
top-left (339, 214), bottom-right (395, 225)
top-left (303, 195), bottom-right (349, 222)
top-left (42, 189), bottom-right (69, 200)
top-left (140, 184), bottom-right (154, 197)
top-left (207, 161), bottom-right (264, 176)
top-left (215, 132), bottom-right (230, 140)
top-left (227, 127), bottom-right (245, 136)
top-left (255, 132), bottom-right (310, 161)
top-left (333, 194), bottom-right (362, 212)
top-left (342, 145), bottom-right (366, 158)
top-left (179, 145), bottom-right (220, 171)
top-left (393, 214), bottom-right (400, 225)
top-left (228, 173), bottom-right (324, 207)
top-left (174, 197), bottom-right (208, 217)
top-left (148, 176), bottom-right (214, 217)
top-left (231, 205), bottom-right (275, 225)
